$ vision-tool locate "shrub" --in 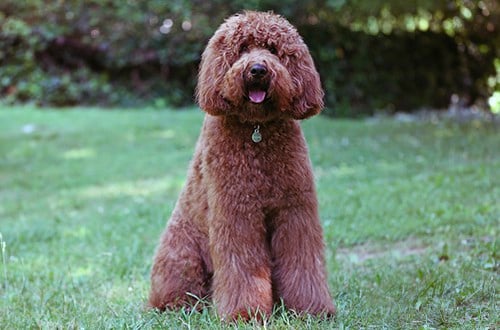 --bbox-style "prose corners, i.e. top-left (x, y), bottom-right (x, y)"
top-left (0, 0), bottom-right (498, 115)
